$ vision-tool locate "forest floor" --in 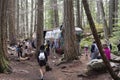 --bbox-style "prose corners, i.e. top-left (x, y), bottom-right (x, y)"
top-left (0, 48), bottom-right (113, 80)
